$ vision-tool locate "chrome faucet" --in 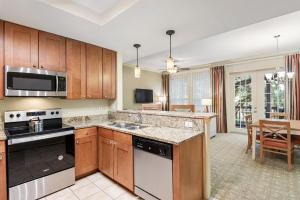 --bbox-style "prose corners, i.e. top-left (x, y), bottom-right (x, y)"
top-left (136, 113), bottom-right (143, 124)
